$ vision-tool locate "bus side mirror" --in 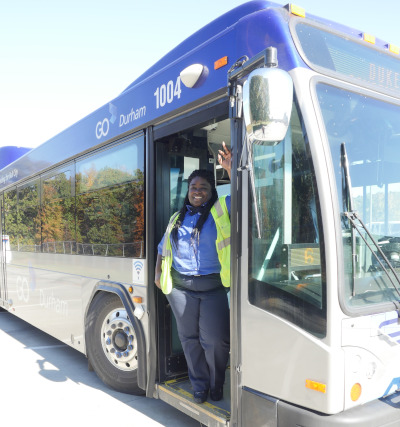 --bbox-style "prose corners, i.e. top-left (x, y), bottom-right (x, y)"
top-left (243, 67), bottom-right (293, 146)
